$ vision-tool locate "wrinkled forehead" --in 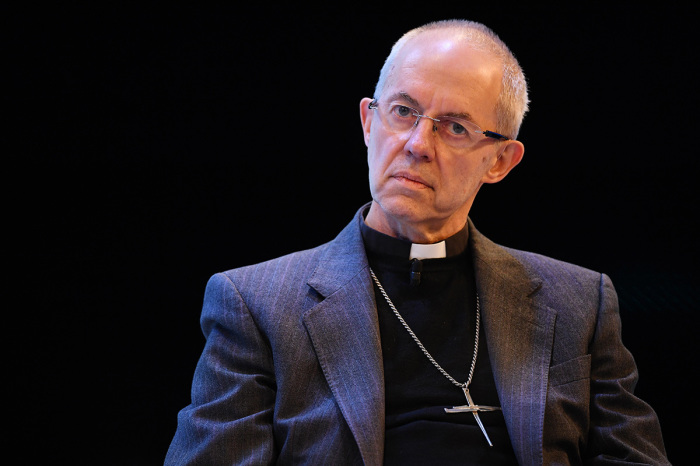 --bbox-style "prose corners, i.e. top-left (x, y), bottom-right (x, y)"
top-left (383, 31), bottom-right (504, 119)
